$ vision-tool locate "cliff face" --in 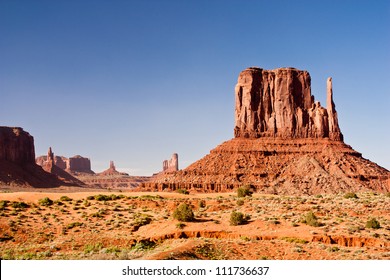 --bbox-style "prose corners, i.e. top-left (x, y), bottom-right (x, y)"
top-left (234, 67), bottom-right (343, 141)
top-left (0, 127), bottom-right (35, 164)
